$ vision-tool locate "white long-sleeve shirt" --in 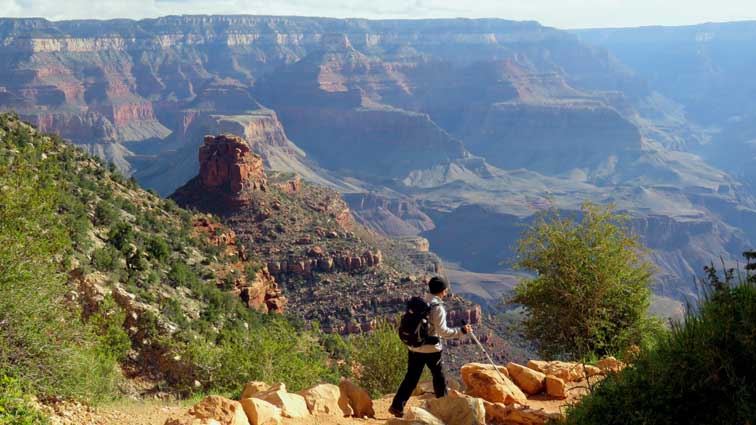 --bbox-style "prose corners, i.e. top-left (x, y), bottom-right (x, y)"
top-left (409, 295), bottom-right (464, 353)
